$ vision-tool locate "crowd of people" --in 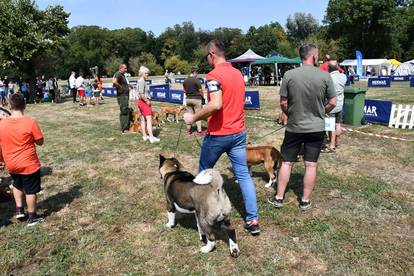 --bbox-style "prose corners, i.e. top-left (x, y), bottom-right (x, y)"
top-left (69, 71), bottom-right (103, 107)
